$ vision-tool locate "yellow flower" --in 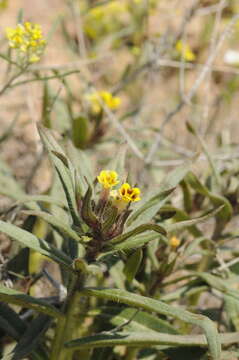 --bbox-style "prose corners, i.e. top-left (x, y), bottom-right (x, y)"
top-left (97, 170), bottom-right (119, 189)
top-left (175, 40), bottom-right (195, 62)
top-left (5, 22), bottom-right (46, 64)
top-left (85, 90), bottom-right (121, 114)
top-left (118, 183), bottom-right (141, 203)
top-left (84, 1), bottom-right (127, 41)
top-left (169, 236), bottom-right (181, 248)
